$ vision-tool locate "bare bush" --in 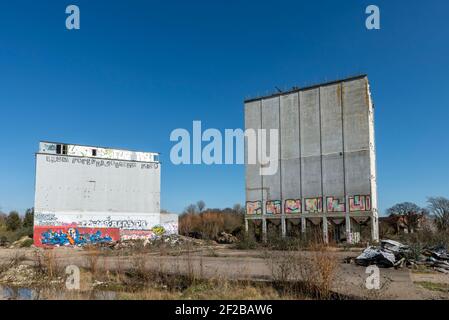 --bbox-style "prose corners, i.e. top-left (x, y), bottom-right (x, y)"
top-left (266, 245), bottom-right (338, 299)
top-left (34, 249), bottom-right (62, 279)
